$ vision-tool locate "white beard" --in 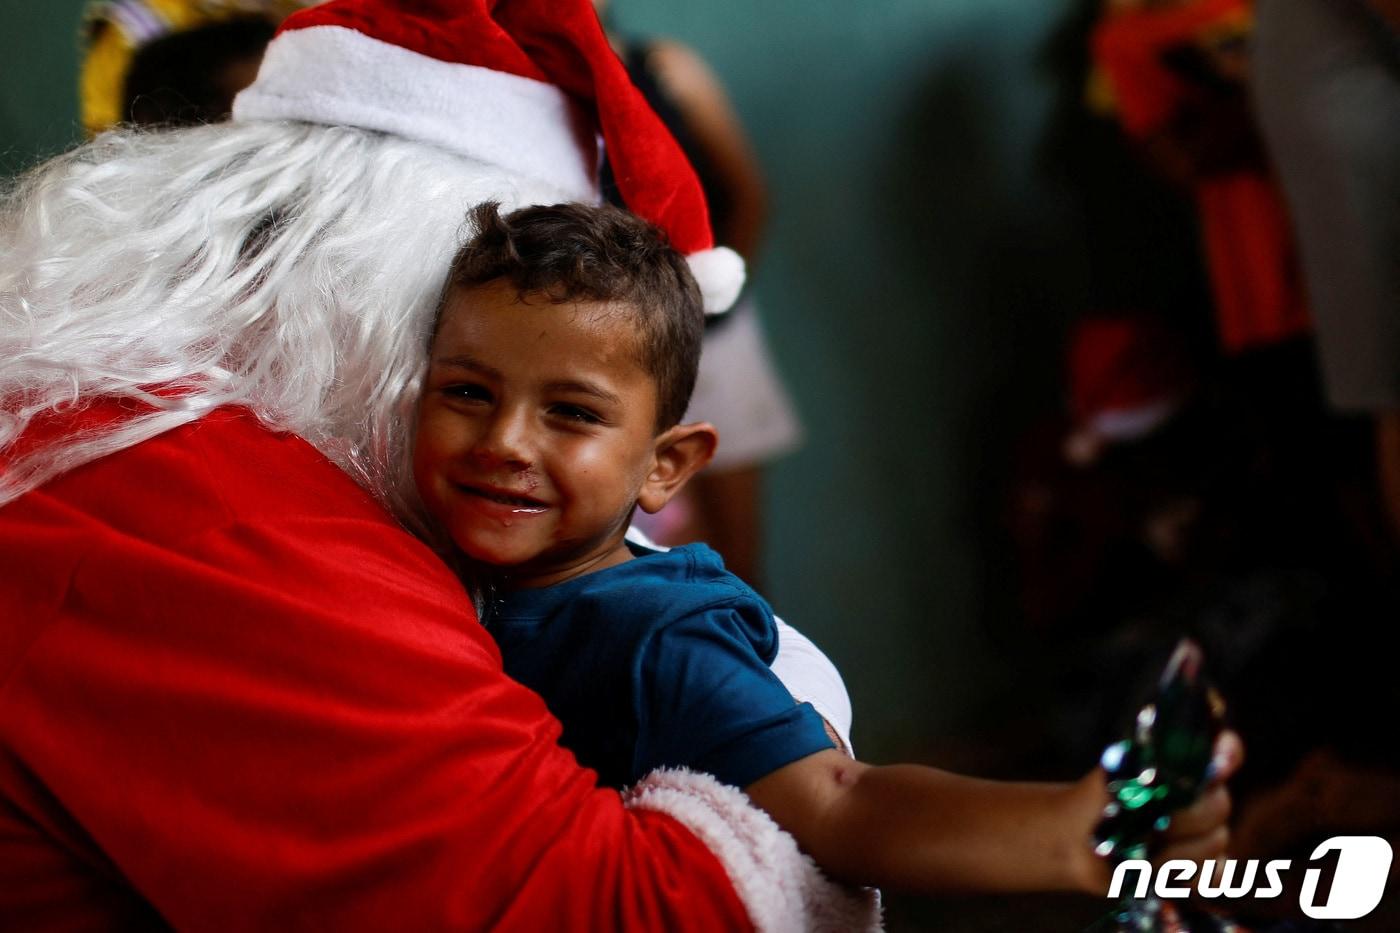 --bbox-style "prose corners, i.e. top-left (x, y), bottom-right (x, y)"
top-left (0, 119), bottom-right (592, 538)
